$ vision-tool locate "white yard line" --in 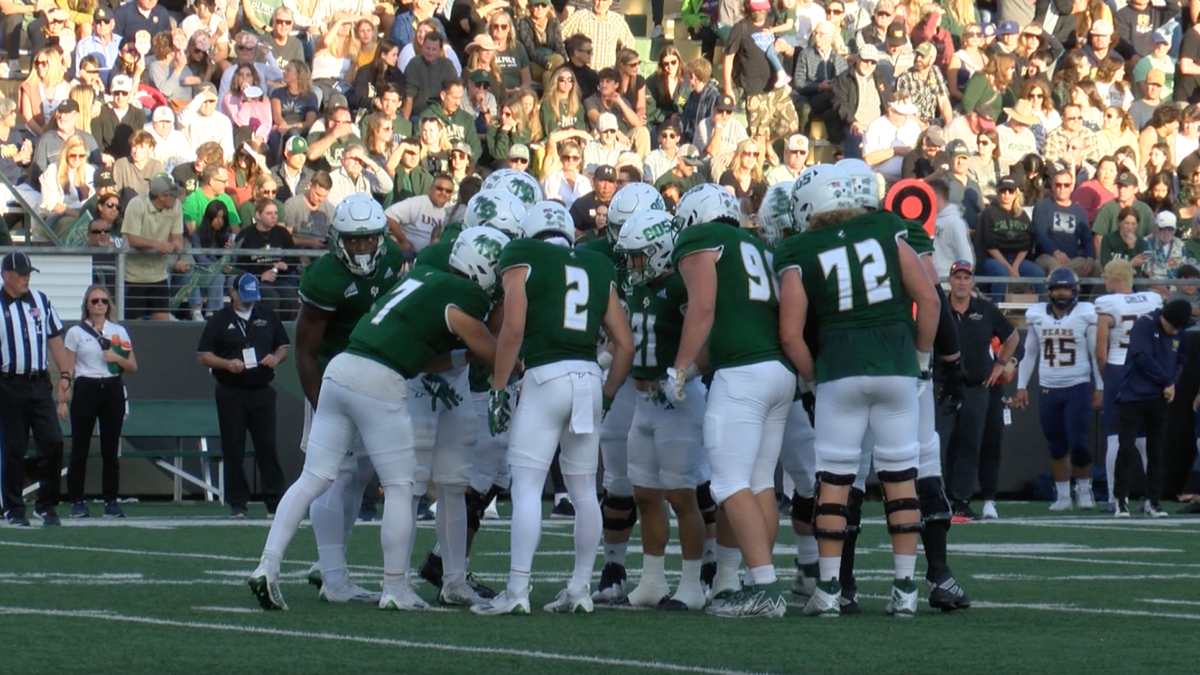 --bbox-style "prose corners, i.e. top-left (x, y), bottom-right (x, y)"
top-left (1139, 598), bottom-right (1200, 607)
top-left (192, 605), bottom-right (261, 614)
top-left (968, 600), bottom-right (1200, 621)
top-left (0, 606), bottom-right (782, 675)
top-left (975, 573), bottom-right (1200, 582)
